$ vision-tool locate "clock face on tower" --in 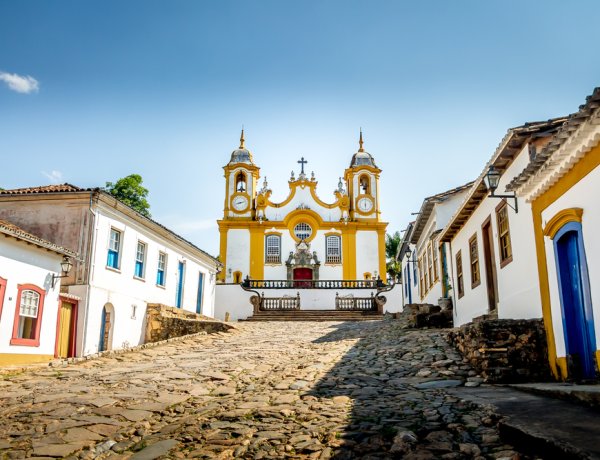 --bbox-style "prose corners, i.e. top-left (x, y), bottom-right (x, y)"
top-left (231, 194), bottom-right (249, 212)
top-left (357, 196), bottom-right (374, 213)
